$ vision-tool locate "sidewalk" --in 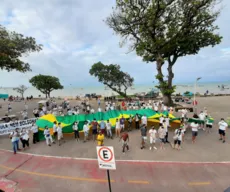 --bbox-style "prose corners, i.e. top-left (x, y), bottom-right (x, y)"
top-left (0, 150), bottom-right (230, 192)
